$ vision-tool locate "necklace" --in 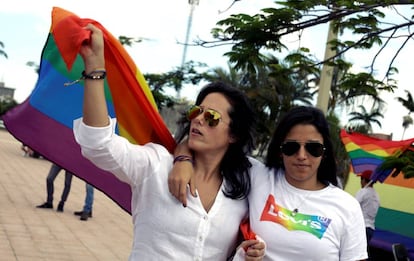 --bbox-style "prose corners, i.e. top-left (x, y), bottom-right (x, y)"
top-left (289, 193), bottom-right (312, 216)
top-left (279, 176), bottom-right (313, 217)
